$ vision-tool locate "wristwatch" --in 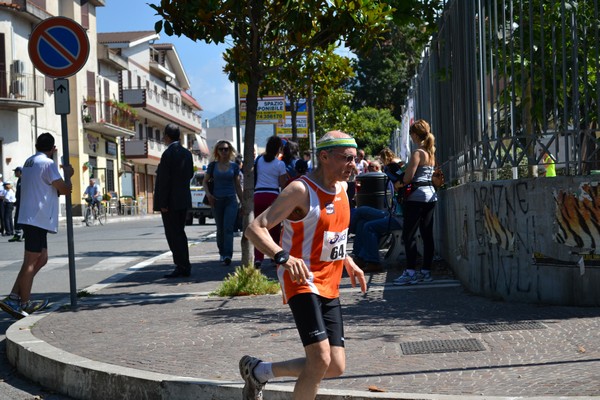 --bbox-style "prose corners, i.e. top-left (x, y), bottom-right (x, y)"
top-left (273, 250), bottom-right (289, 265)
